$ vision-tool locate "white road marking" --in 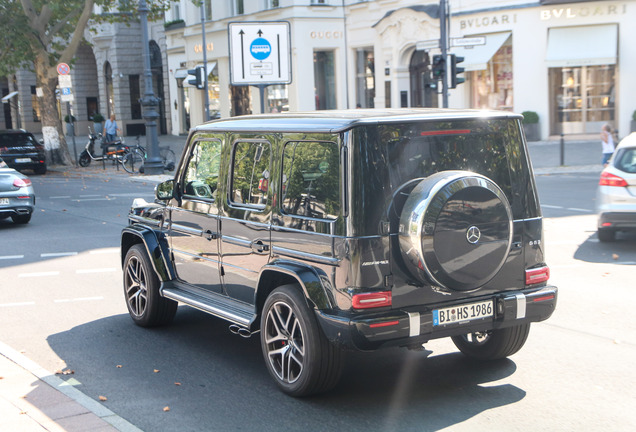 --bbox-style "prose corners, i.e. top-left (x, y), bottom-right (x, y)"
top-left (18, 271), bottom-right (60, 278)
top-left (0, 301), bottom-right (36, 307)
top-left (89, 249), bottom-right (119, 255)
top-left (72, 197), bottom-right (113, 202)
top-left (76, 268), bottom-right (117, 274)
top-left (41, 252), bottom-right (78, 258)
top-left (542, 204), bottom-right (592, 213)
top-left (79, 194), bottom-right (102, 198)
top-left (49, 196), bottom-right (71, 199)
top-left (54, 296), bottom-right (104, 303)
top-left (0, 255), bottom-right (24, 260)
